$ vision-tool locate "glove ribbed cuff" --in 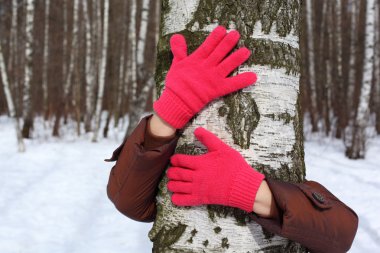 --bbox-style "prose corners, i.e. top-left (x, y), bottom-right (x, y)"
top-left (229, 167), bottom-right (265, 213)
top-left (153, 88), bottom-right (194, 129)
